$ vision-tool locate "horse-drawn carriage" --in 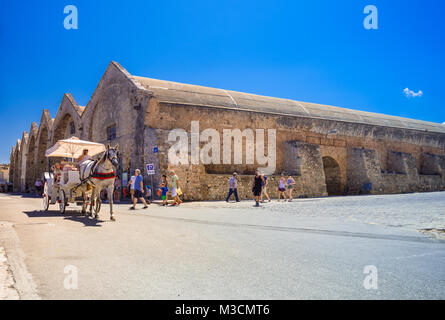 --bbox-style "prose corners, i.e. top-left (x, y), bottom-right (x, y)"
top-left (42, 137), bottom-right (120, 221)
